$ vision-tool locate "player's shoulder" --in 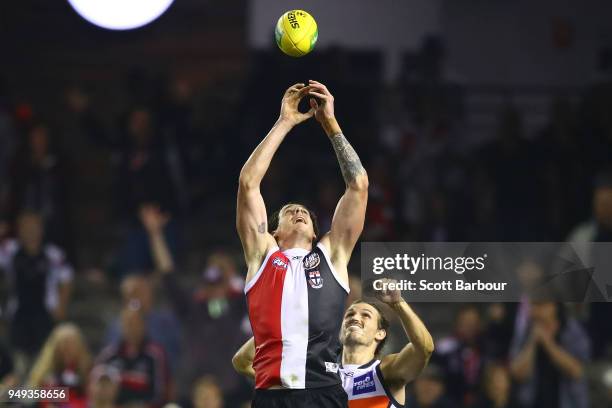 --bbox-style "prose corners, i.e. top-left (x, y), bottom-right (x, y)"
top-left (245, 236), bottom-right (279, 267)
top-left (378, 353), bottom-right (412, 391)
top-left (316, 233), bottom-right (349, 287)
top-left (255, 240), bottom-right (283, 266)
top-left (379, 353), bottom-right (395, 373)
top-left (245, 241), bottom-right (283, 289)
top-left (317, 234), bottom-right (333, 259)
